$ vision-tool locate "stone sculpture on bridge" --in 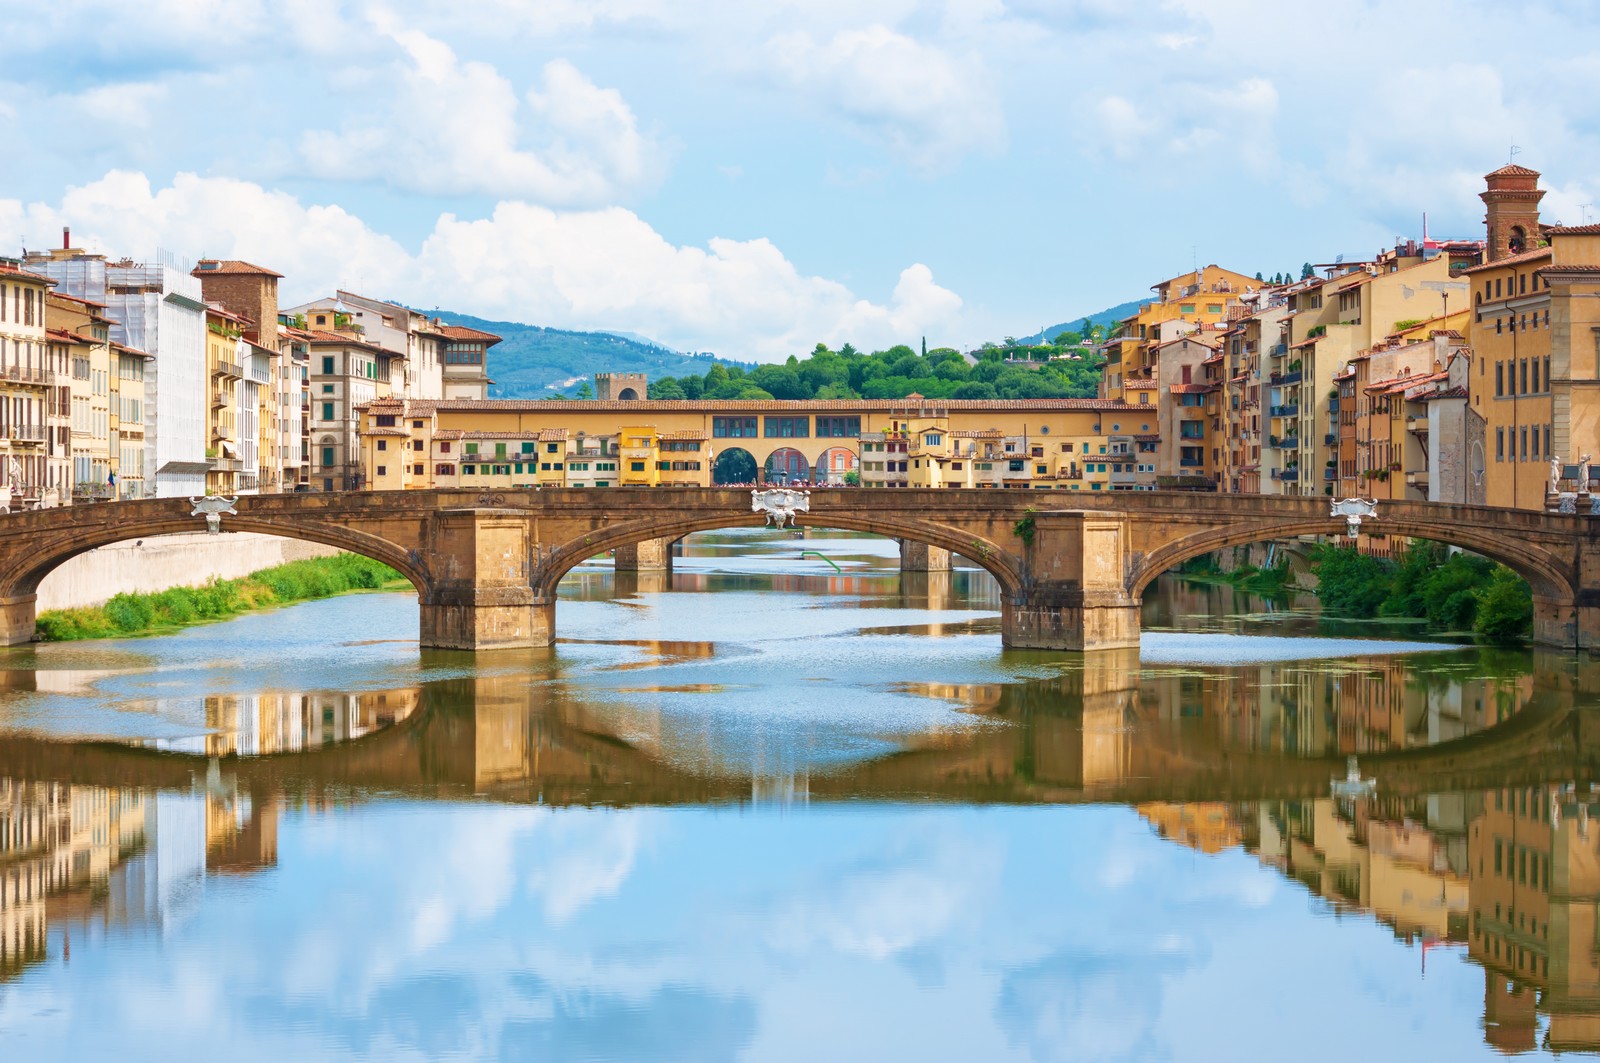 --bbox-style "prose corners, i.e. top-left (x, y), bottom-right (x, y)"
top-left (188, 495), bottom-right (239, 535)
top-left (751, 488), bottom-right (810, 528)
top-left (1329, 497), bottom-right (1378, 539)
